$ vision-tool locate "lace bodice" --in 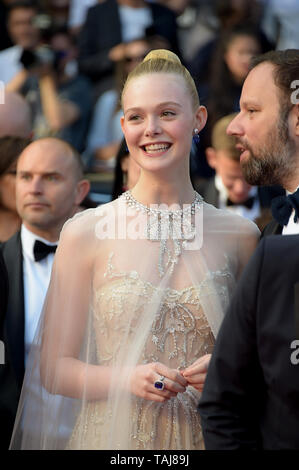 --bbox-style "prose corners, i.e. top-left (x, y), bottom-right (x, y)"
top-left (93, 252), bottom-right (216, 370)
top-left (66, 253), bottom-right (236, 450)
